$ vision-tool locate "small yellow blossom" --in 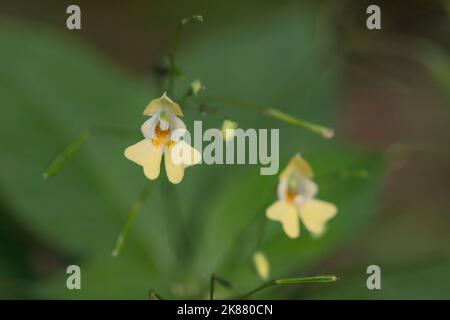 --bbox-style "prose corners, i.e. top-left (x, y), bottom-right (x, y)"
top-left (189, 79), bottom-right (204, 96)
top-left (124, 93), bottom-right (201, 184)
top-left (252, 251), bottom-right (270, 281)
top-left (221, 119), bottom-right (238, 142)
top-left (266, 154), bottom-right (337, 238)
